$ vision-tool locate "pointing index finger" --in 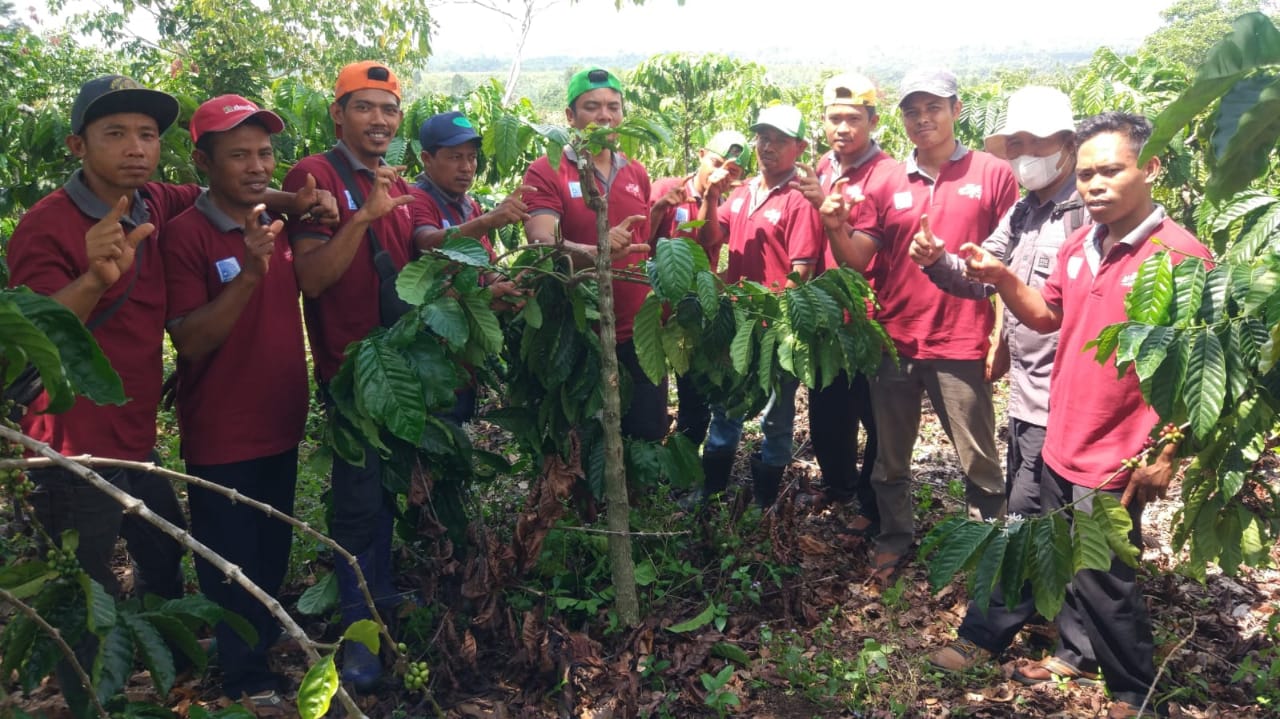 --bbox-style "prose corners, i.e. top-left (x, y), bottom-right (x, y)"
top-left (102, 195), bottom-right (129, 224)
top-left (920, 213), bottom-right (934, 240)
top-left (795, 162), bottom-right (816, 180)
top-left (620, 214), bottom-right (646, 230)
